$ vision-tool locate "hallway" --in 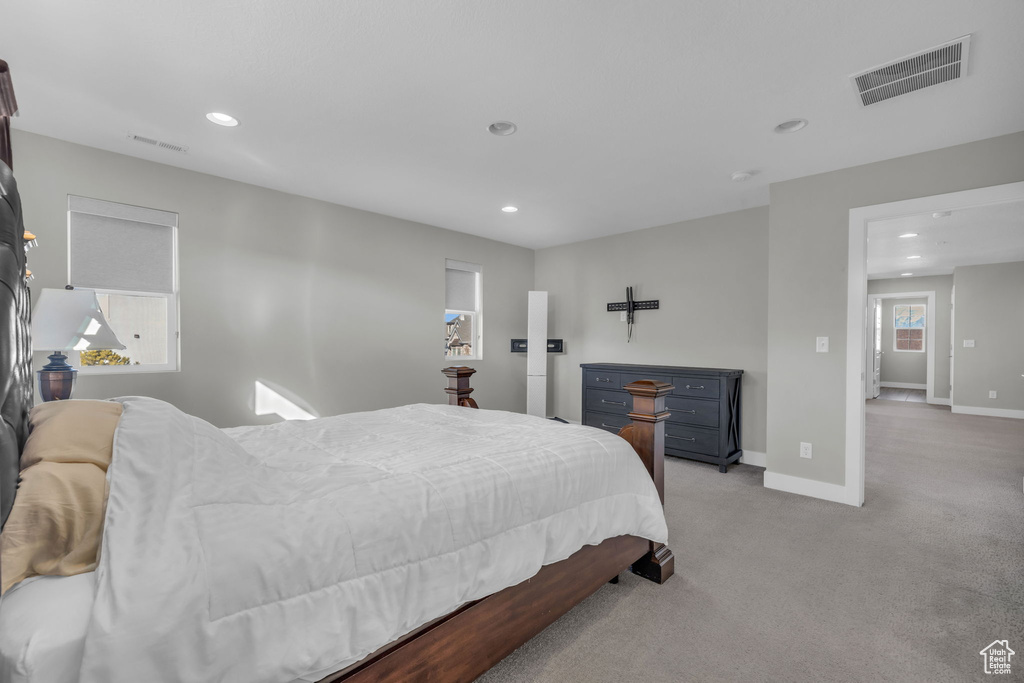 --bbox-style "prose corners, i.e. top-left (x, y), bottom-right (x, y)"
top-left (872, 387), bottom-right (927, 402)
